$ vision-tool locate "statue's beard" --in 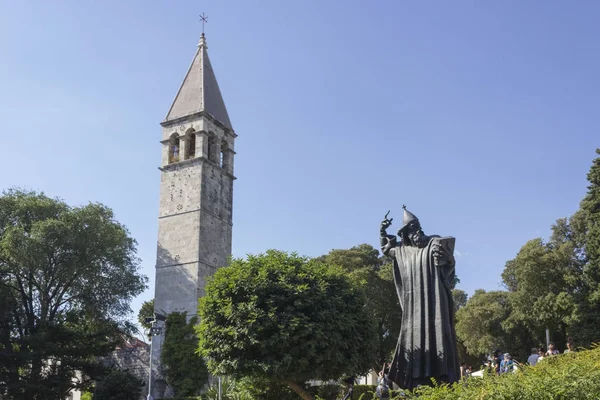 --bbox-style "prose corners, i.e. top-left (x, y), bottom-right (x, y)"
top-left (409, 231), bottom-right (427, 248)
